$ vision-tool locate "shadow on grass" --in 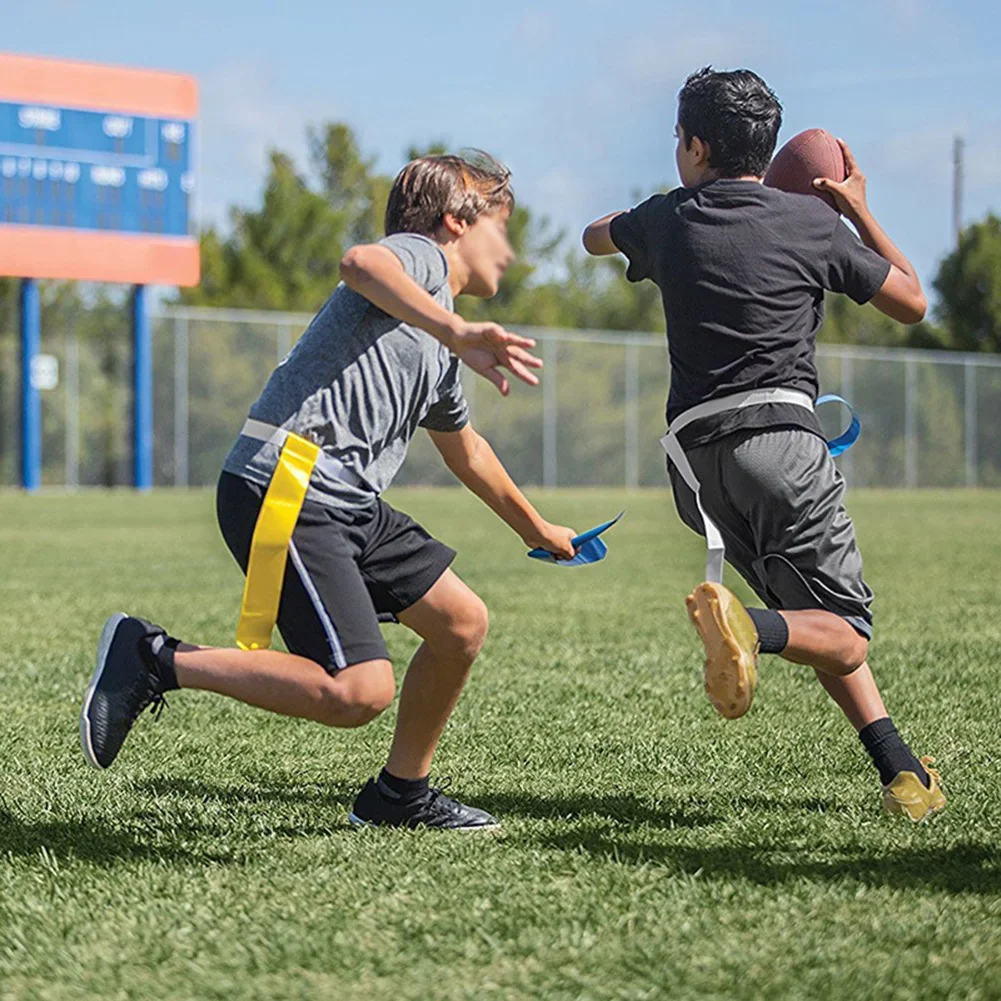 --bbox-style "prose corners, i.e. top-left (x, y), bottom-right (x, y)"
top-left (474, 787), bottom-right (999, 894)
top-left (0, 807), bottom-right (227, 866)
top-left (535, 829), bottom-right (1001, 894)
top-left (0, 776), bottom-right (362, 866)
top-left (138, 775), bottom-right (359, 809)
top-left (473, 789), bottom-right (722, 830)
